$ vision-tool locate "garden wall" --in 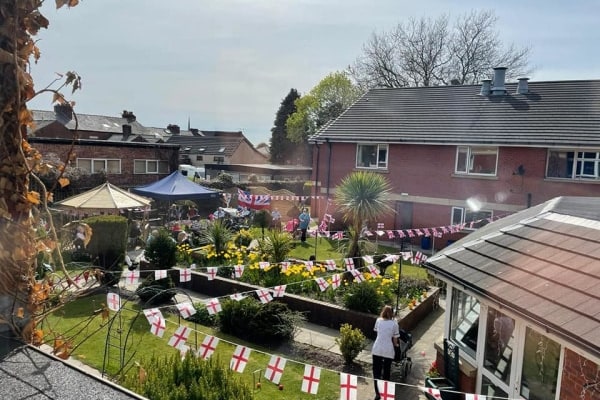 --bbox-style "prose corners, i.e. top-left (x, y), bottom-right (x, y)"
top-left (176, 270), bottom-right (440, 340)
